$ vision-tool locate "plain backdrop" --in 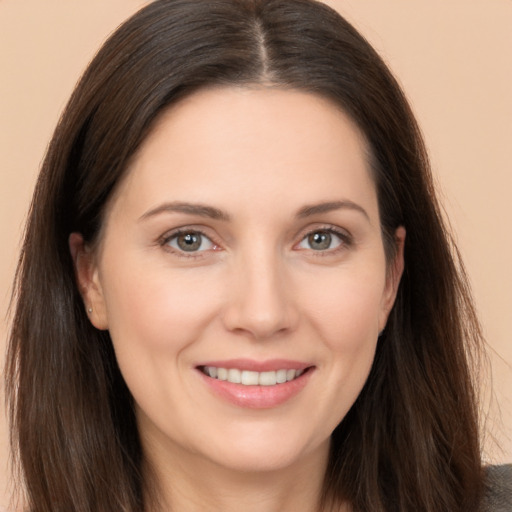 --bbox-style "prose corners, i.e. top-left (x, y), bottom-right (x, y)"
top-left (1, 0), bottom-right (511, 507)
